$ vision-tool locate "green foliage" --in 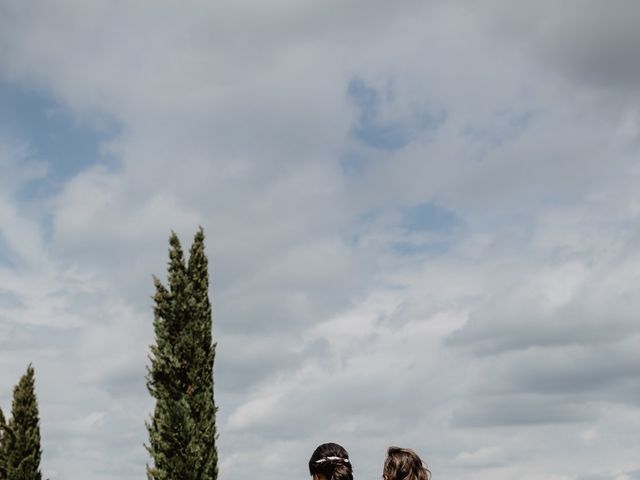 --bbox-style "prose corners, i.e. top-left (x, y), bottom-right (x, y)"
top-left (0, 406), bottom-right (7, 480)
top-left (146, 228), bottom-right (218, 480)
top-left (4, 365), bottom-right (42, 480)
